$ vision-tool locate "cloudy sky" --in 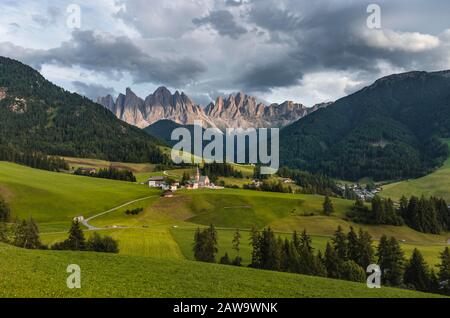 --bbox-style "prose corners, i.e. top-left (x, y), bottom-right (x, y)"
top-left (1, 0), bottom-right (450, 106)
